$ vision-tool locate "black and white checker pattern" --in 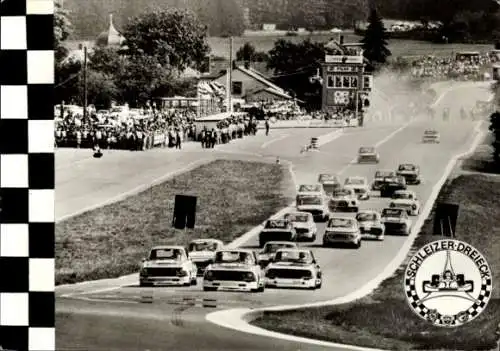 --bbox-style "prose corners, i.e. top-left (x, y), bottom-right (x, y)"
top-left (405, 277), bottom-right (493, 327)
top-left (1, 0), bottom-right (55, 349)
